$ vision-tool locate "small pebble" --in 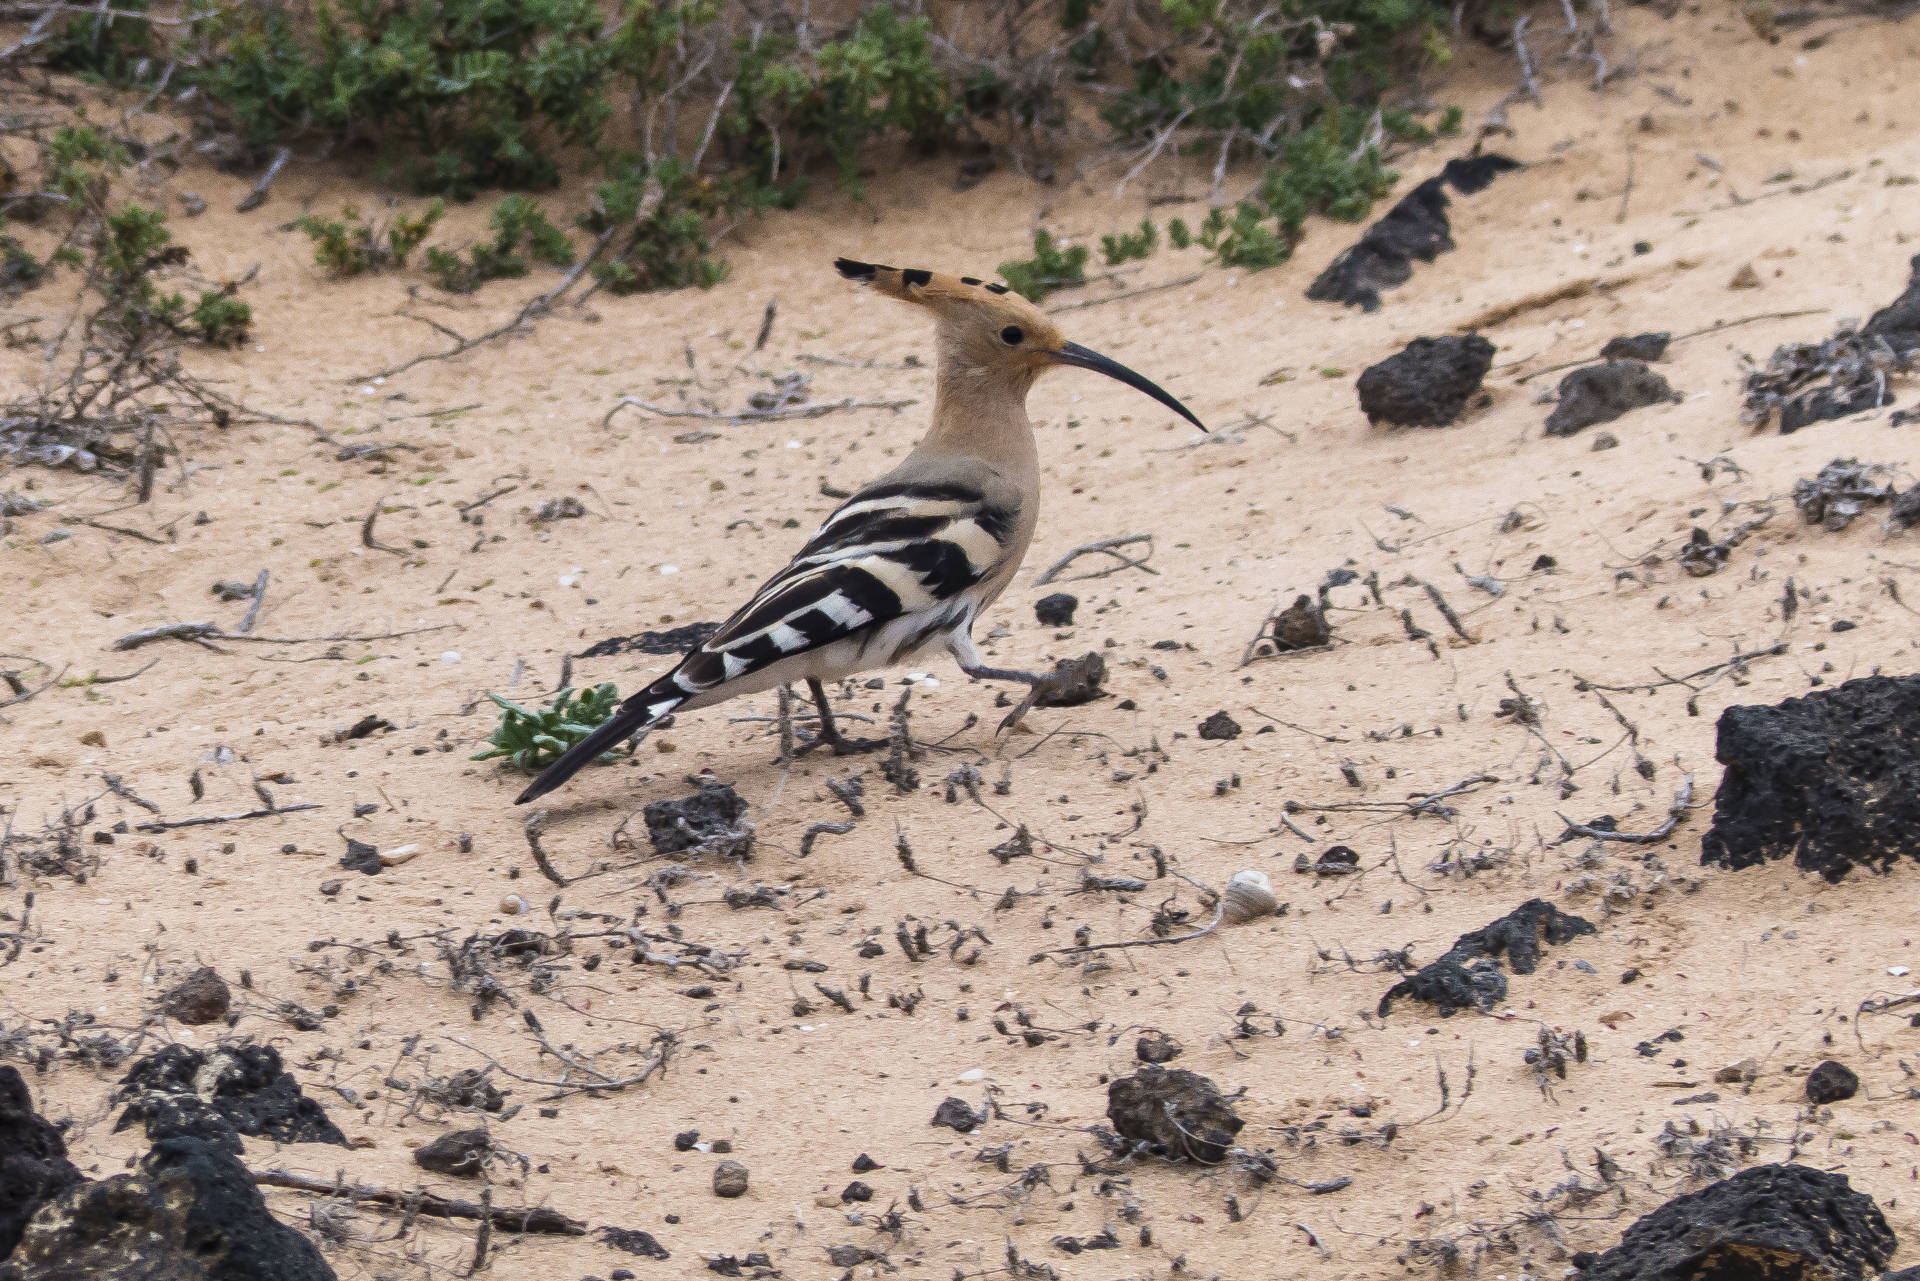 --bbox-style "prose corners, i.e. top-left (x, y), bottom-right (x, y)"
top-left (712, 1160), bottom-right (749, 1198)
